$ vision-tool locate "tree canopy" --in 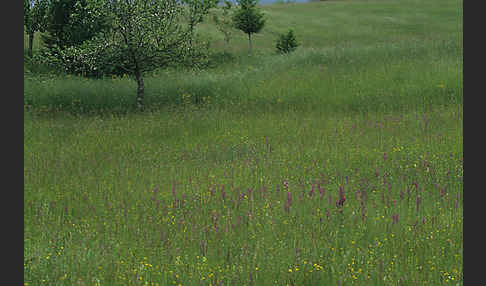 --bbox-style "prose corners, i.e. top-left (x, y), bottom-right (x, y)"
top-left (41, 0), bottom-right (108, 51)
top-left (183, 0), bottom-right (219, 40)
